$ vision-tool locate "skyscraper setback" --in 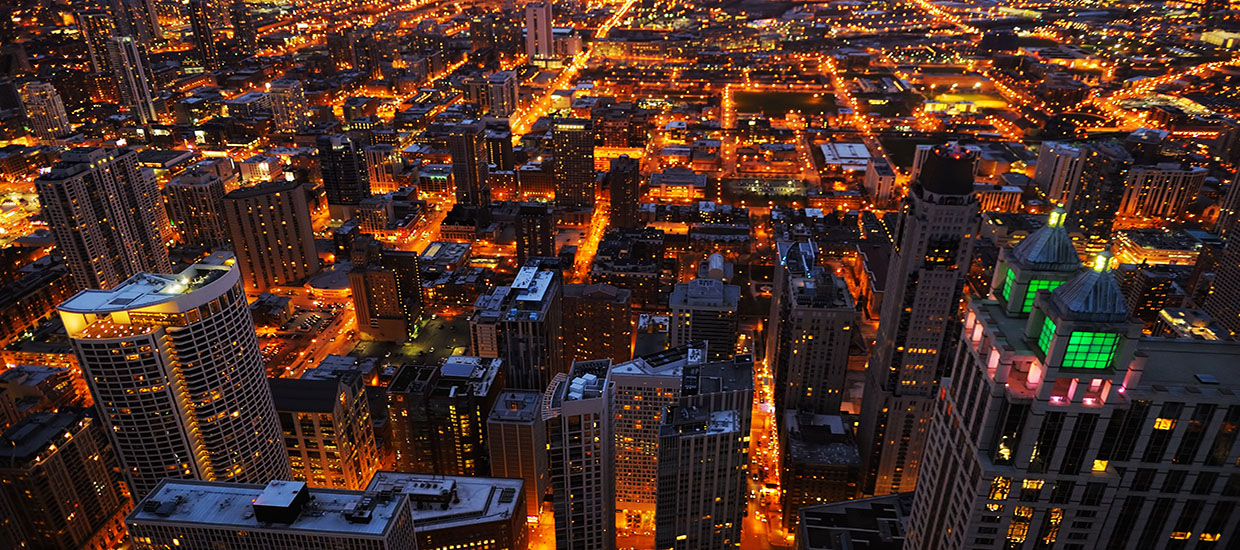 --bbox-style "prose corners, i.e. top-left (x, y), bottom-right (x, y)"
top-left (58, 253), bottom-right (291, 498)
top-left (859, 143), bottom-right (980, 496)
